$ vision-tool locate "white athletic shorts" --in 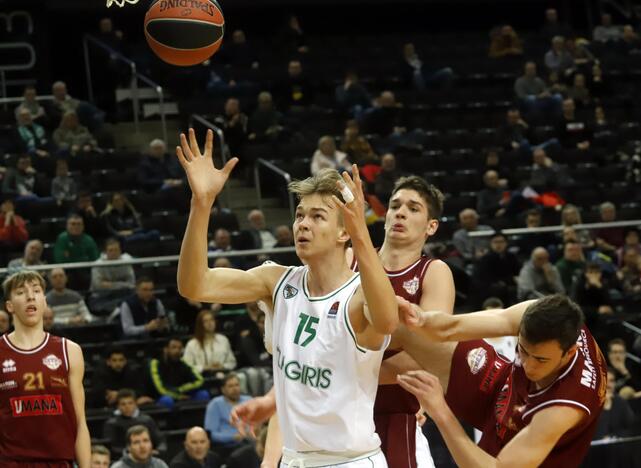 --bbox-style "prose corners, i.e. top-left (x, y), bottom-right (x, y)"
top-left (415, 424), bottom-right (436, 468)
top-left (280, 449), bottom-right (387, 468)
